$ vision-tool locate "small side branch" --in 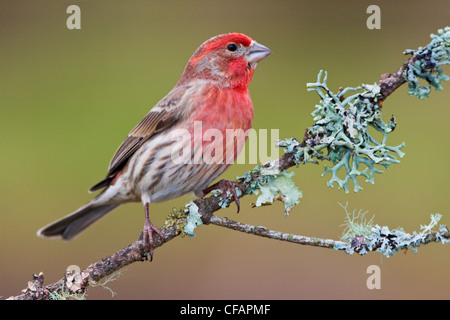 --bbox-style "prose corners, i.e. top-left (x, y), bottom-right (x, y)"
top-left (209, 215), bottom-right (345, 249)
